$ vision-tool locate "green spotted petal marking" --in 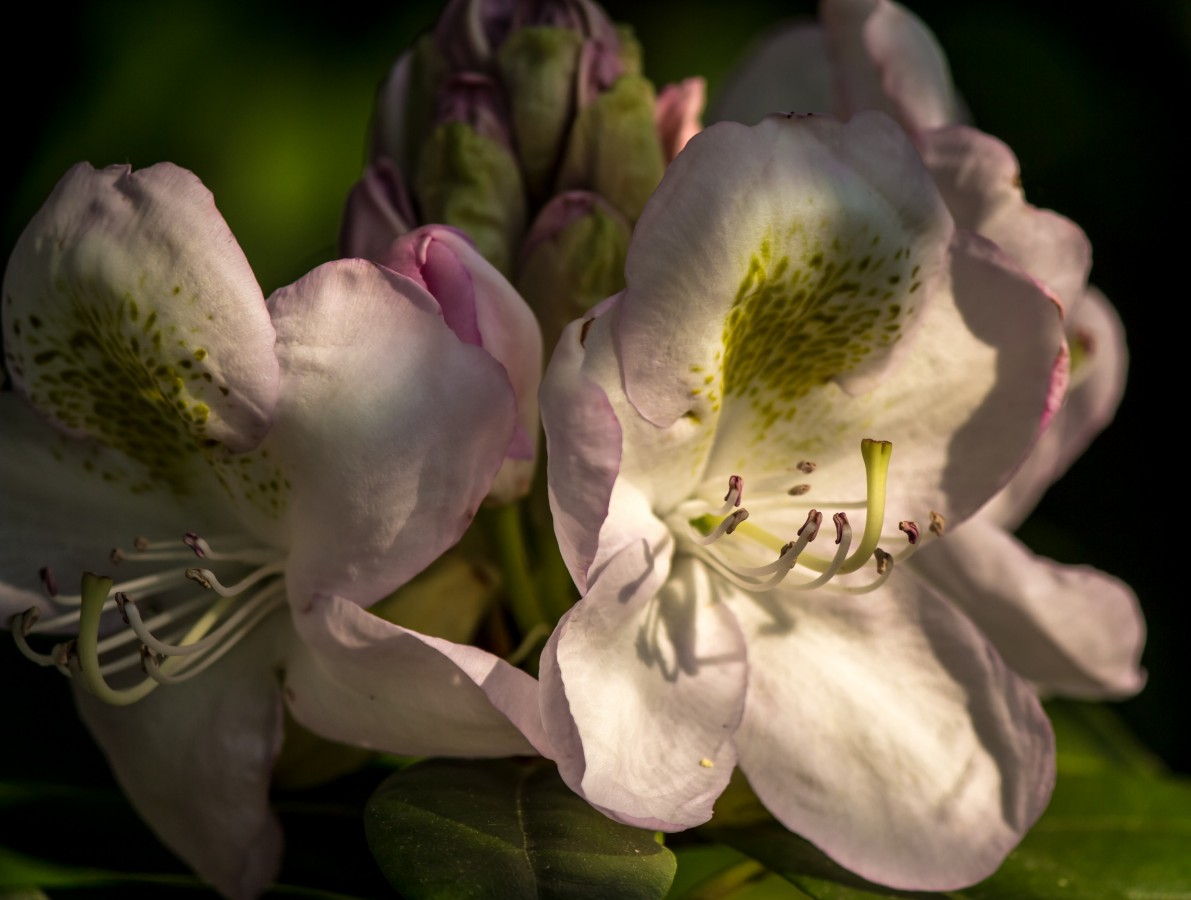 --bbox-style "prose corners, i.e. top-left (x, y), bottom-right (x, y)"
top-left (717, 225), bottom-right (926, 444)
top-left (2, 162), bottom-right (280, 498)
